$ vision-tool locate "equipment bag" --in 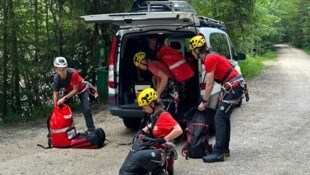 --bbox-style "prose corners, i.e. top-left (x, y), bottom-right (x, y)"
top-left (49, 104), bottom-right (77, 148)
top-left (181, 108), bottom-right (212, 159)
top-left (157, 45), bottom-right (194, 82)
top-left (38, 104), bottom-right (106, 149)
top-left (70, 128), bottom-right (106, 149)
